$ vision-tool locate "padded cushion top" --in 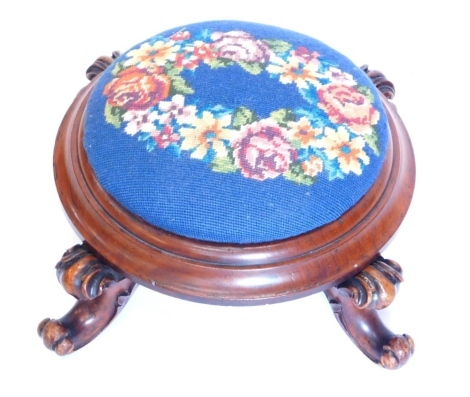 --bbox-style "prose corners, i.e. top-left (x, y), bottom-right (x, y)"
top-left (84, 20), bottom-right (389, 244)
